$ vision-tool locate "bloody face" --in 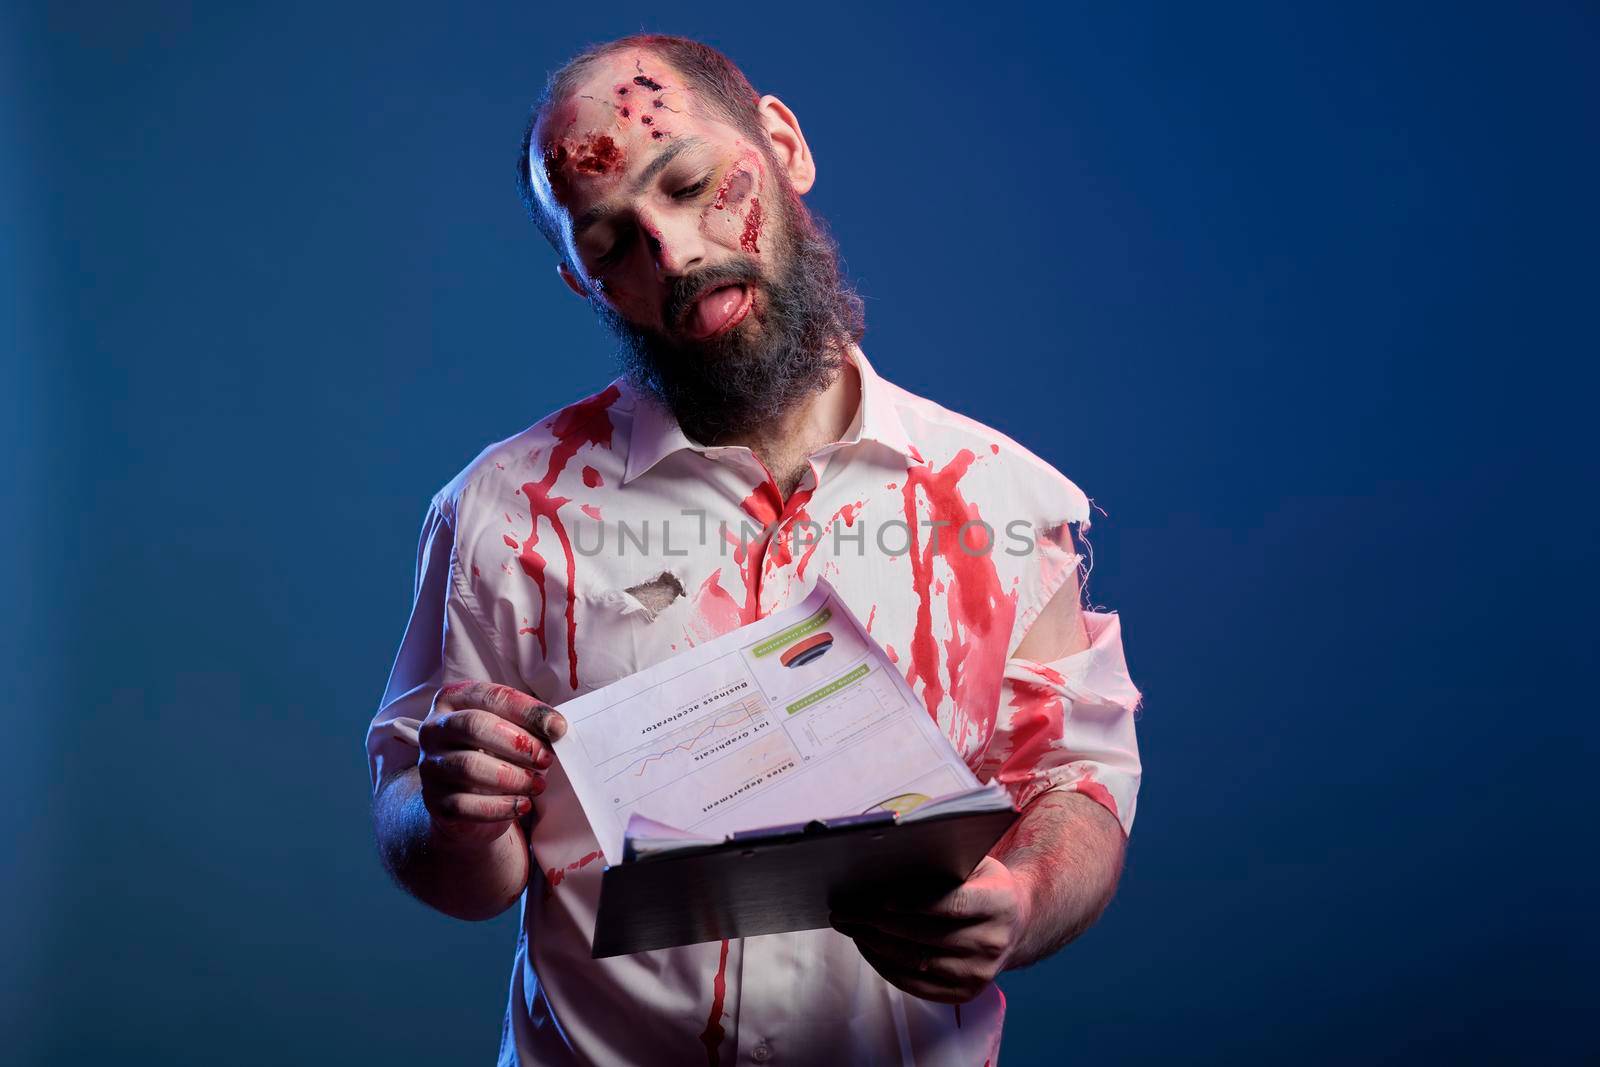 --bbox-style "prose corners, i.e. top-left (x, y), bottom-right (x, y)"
top-left (530, 52), bottom-right (864, 443)
top-left (532, 53), bottom-right (777, 339)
